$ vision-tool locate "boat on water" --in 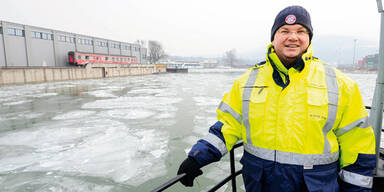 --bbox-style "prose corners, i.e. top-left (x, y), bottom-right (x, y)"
top-left (166, 63), bottom-right (188, 73)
